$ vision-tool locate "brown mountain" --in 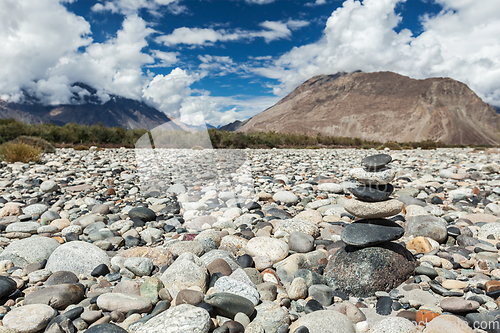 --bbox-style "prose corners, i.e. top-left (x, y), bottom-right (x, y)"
top-left (238, 71), bottom-right (500, 145)
top-left (0, 84), bottom-right (175, 130)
